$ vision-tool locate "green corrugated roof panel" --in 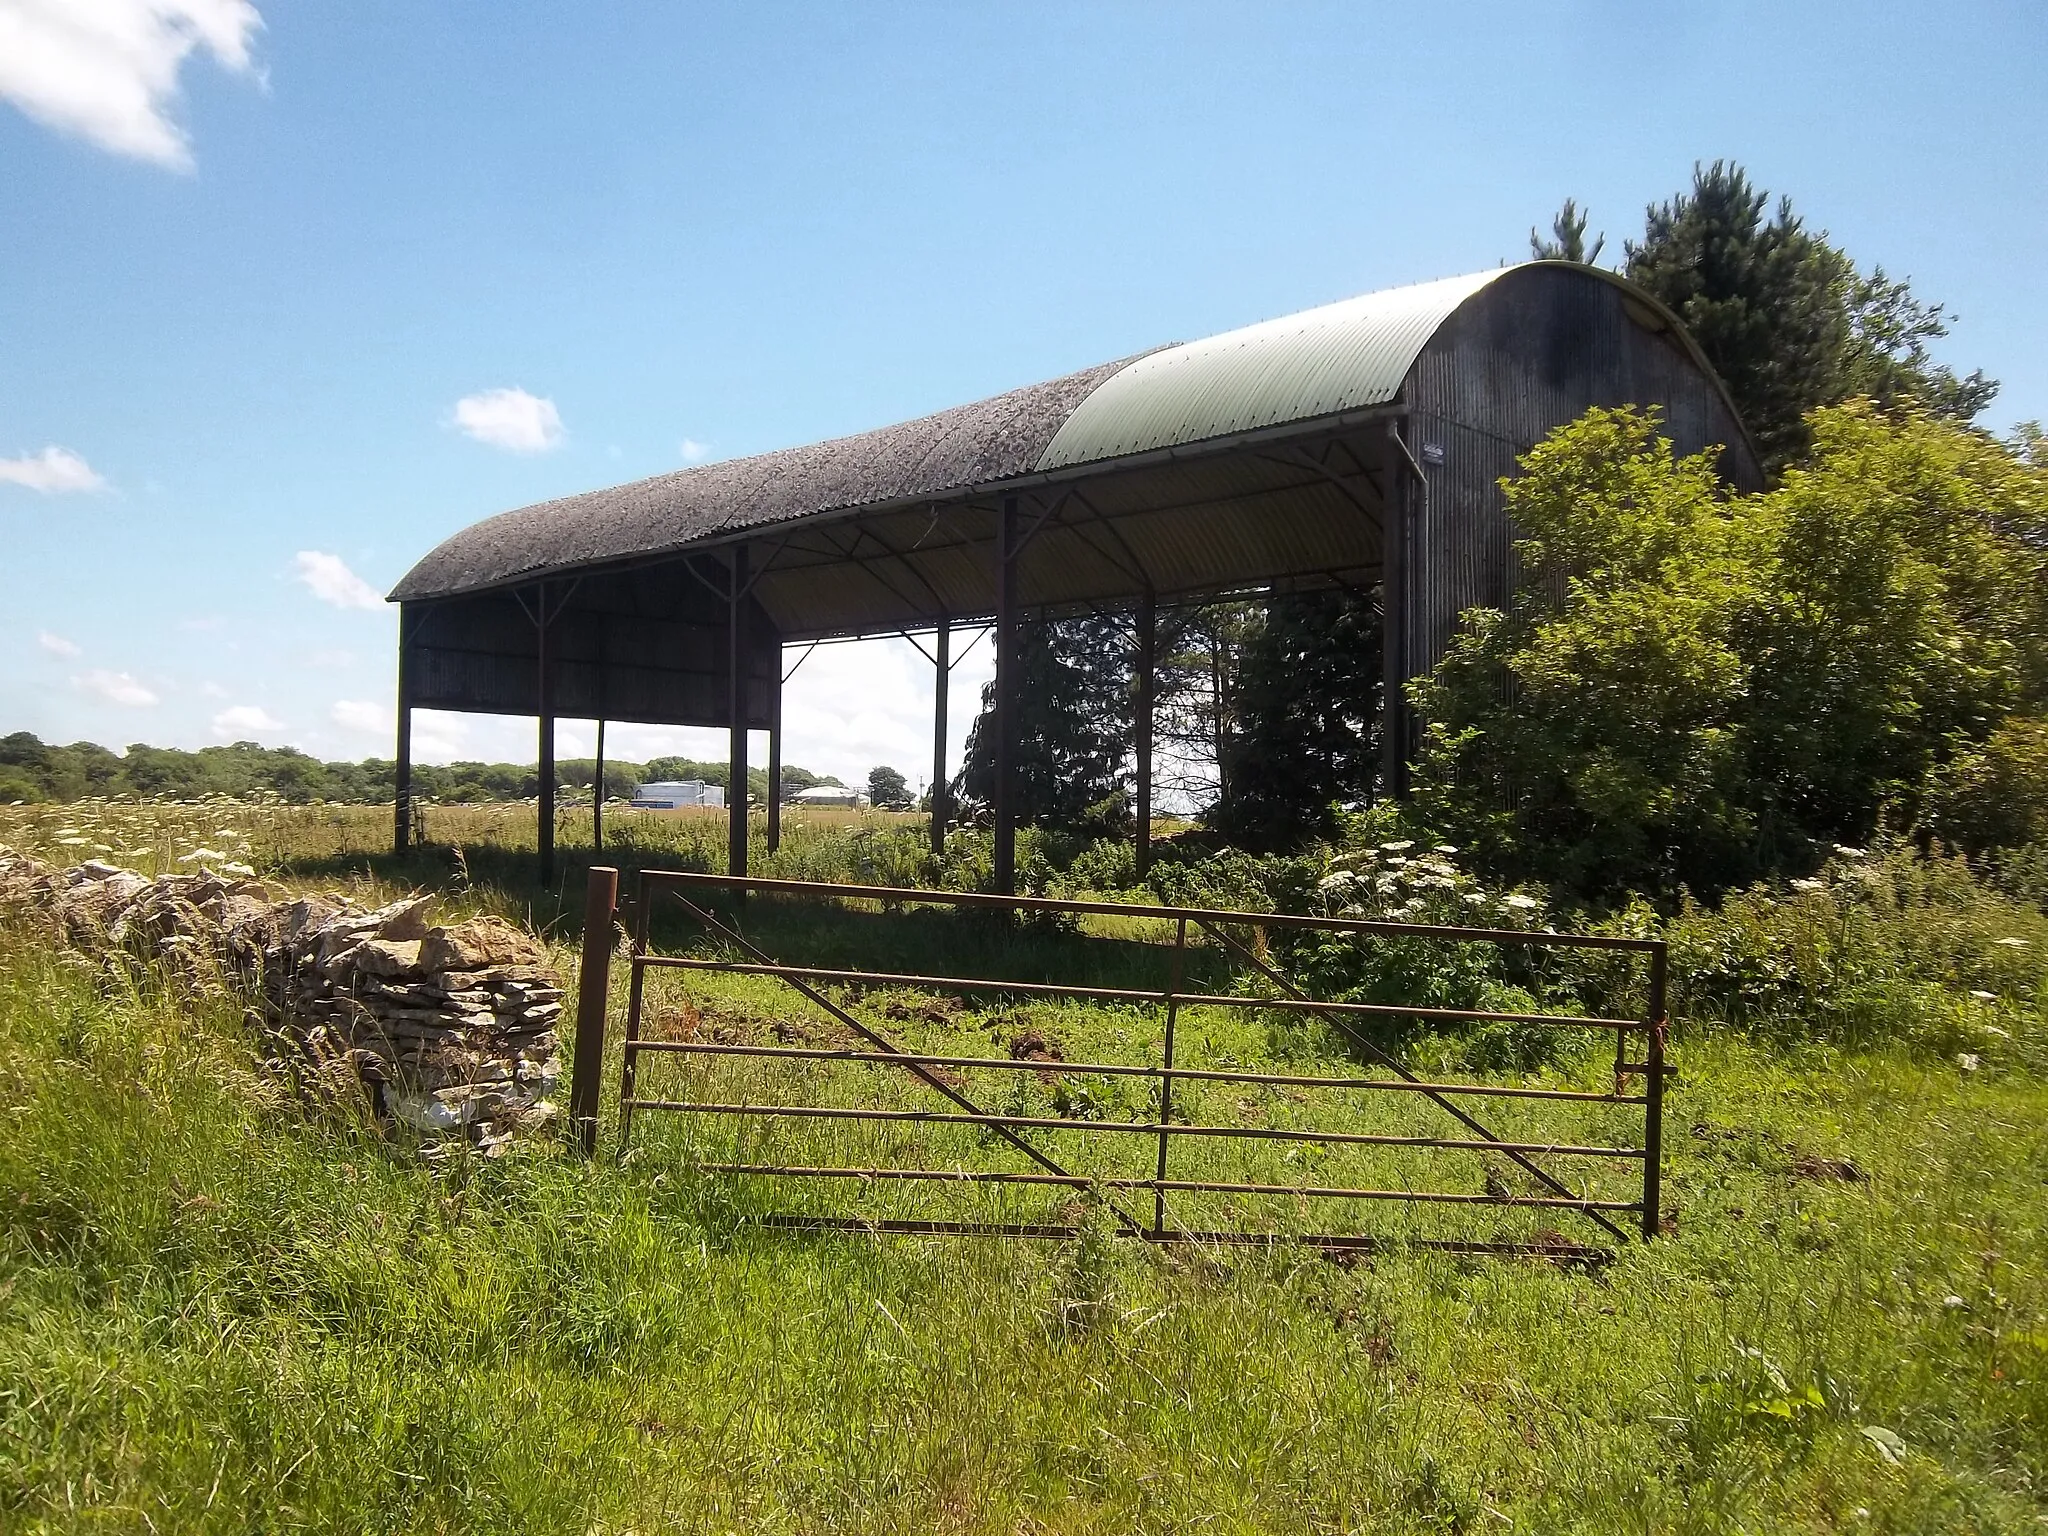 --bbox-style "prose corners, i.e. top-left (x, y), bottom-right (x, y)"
top-left (1035, 268), bottom-right (1507, 471)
